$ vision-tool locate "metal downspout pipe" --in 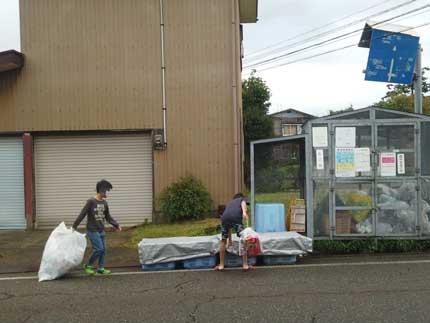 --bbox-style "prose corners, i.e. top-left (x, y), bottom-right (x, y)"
top-left (160, 0), bottom-right (167, 146)
top-left (231, 0), bottom-right (240, 193)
